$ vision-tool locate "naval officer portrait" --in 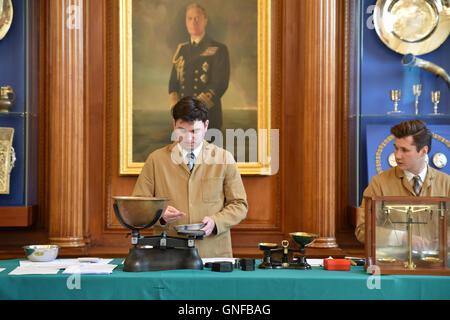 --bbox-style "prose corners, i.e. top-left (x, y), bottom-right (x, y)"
top-left (169, 3), bottom-right (230, 130)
